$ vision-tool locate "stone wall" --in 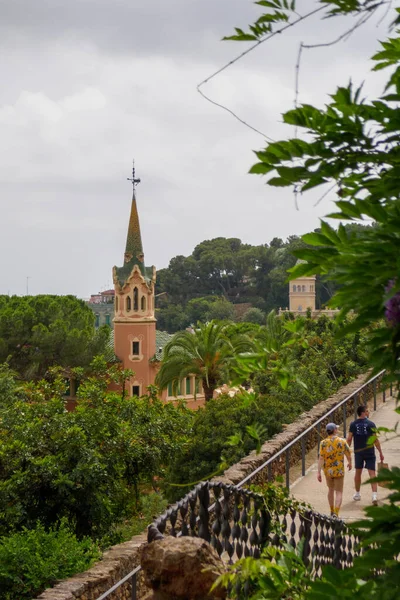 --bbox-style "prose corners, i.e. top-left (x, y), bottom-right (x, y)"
top-left (36, 534), bottom-right (148, 600)
top-left (35, 370), bottom-right (383, 600)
